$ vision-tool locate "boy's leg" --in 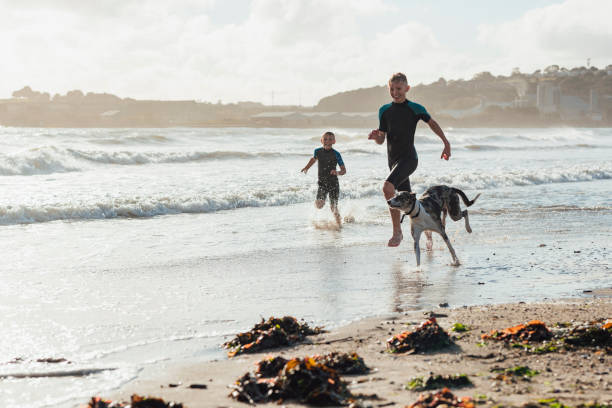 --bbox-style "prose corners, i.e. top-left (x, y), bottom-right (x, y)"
top-left (385, 157), bottom-right (418, 247)
top-left (315, 184), bottom-right (326, 209)
top-left (329, 184), bottom-right (341, 225)
top-left (383, 181), bottom-right (402, 246)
